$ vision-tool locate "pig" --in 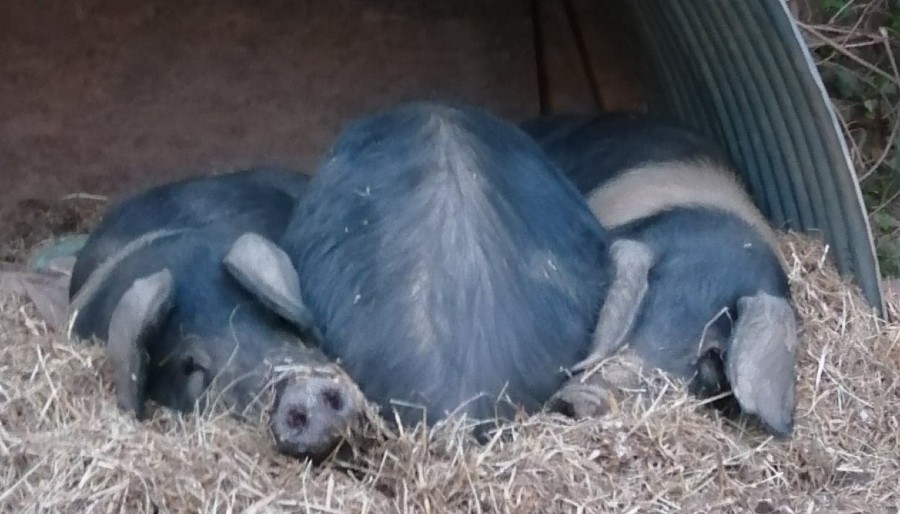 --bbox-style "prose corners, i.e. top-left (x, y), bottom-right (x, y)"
top-left (69, 166), bottom-right (311, 297)
top-left (520, 112), bottom-right (798, 438)
top-left (67, 167), bottom-right (365, 462)
top-left (240, 101), bottom-right (615, 435)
